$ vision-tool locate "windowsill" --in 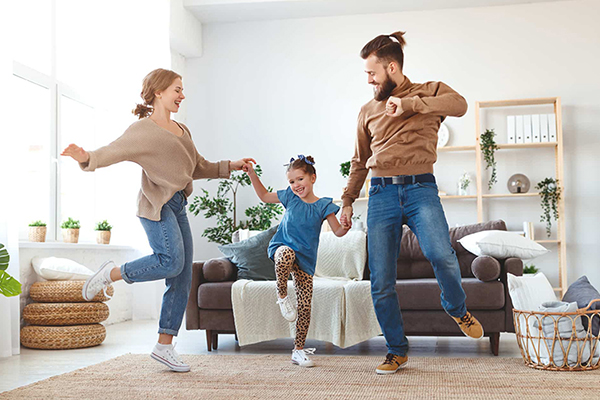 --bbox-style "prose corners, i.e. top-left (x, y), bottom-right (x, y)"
top-left (19, 241), bottom-right (136, 251)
